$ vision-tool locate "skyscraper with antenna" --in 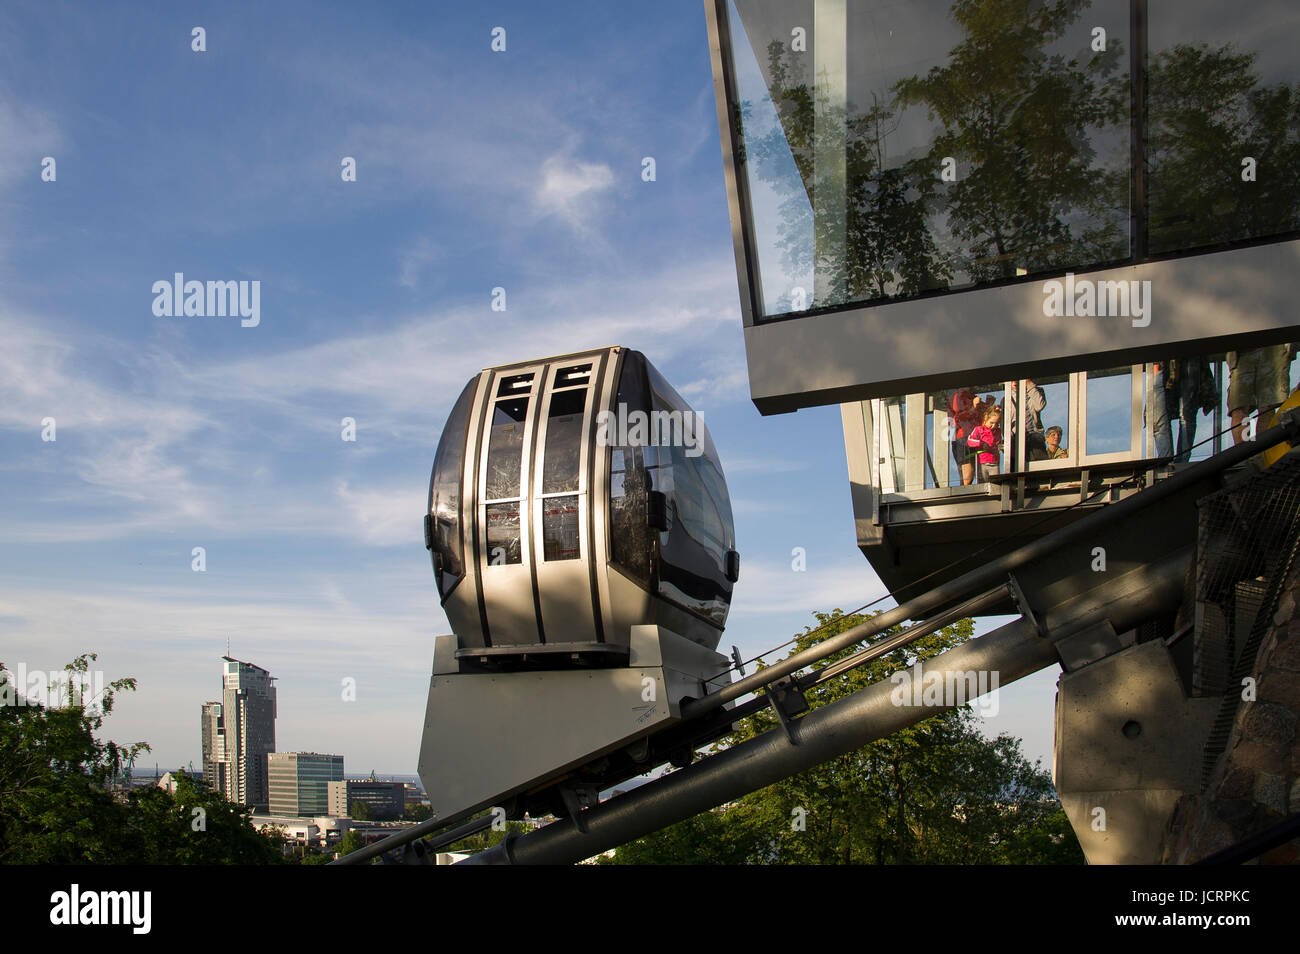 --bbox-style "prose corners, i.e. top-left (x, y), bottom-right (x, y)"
top-left (201, 657), bottom-right (277, 811)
